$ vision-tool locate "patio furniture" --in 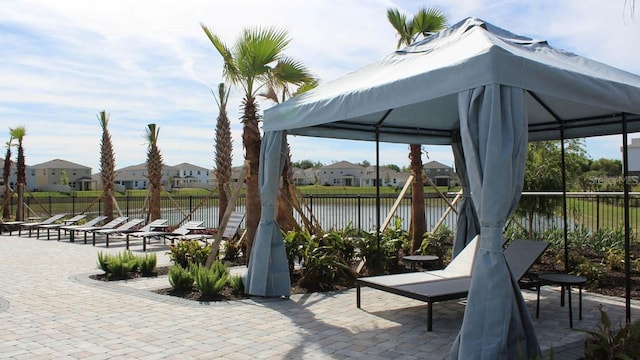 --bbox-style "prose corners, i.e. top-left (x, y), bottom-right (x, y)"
top-left (356, 239), bottom-right (549, 331)
top-left (126, 220), bottom-right (207, 251)
top-left (19, 214), bottom-right (68, 237)
top-left (1, 219), bottom-right (25, 235)
top-left (59, 216), bottom-right (108, 241)
top-left (92, 218), bottom-right (146, 247)
top-left (536, 273), bottom-right (587, 328)
top-left (36, 214), bottom-right (87, 240)
top-left (72, 216), bottom-right (128, 244)
top-left (403, 255), bottom-right (440, 271)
